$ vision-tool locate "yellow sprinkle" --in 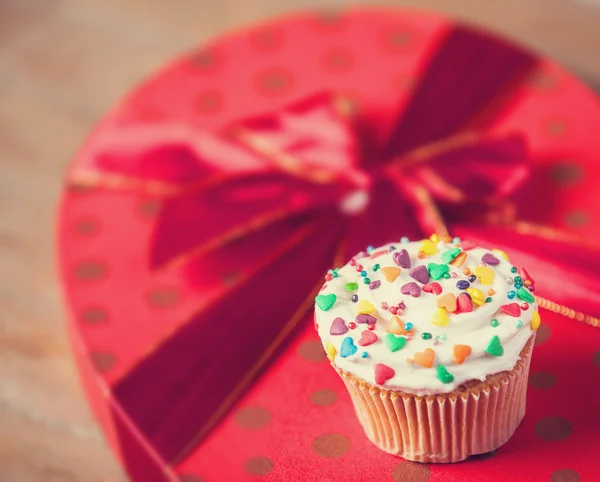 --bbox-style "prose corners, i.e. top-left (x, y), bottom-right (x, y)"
top-left (531, 310), bottom-right (541, 331)
top-left (420, 239), bottom-right (439, 256)
top-left (429, 233), bottom-right (440, 244)
top-left (325, 342), bottom-right (337, 362)
top-left (431, 307), bottom-right (450, 326)
top-left (466, 288), bottom-right (485, 306)
top-left (492, 248), bottom-right (509, 261)
top-left (474, 266), bottom-right (495, 286)
top-left (357, 299), bottom-right (375, 314)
